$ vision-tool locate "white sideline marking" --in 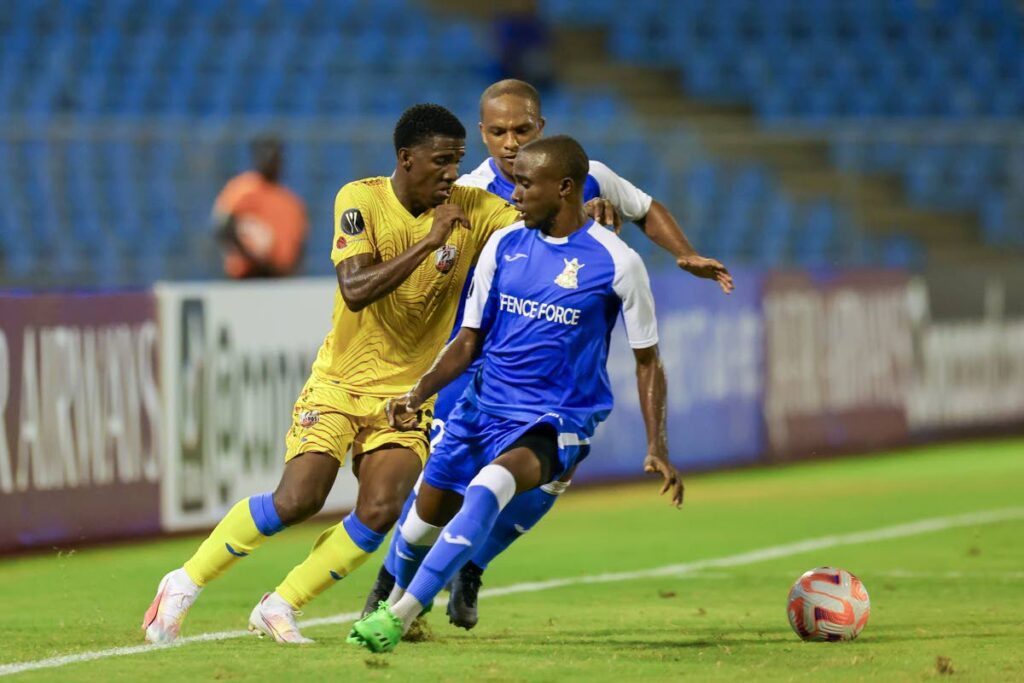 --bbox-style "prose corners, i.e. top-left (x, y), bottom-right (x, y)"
top-left (1, 506), bottom-right (1021, 677)
top-left (875, 569), bottom-right (1024, 580)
